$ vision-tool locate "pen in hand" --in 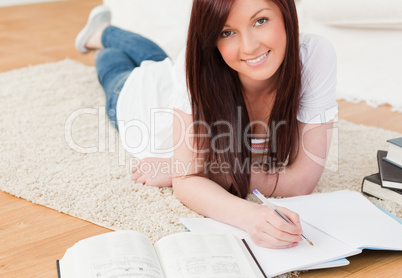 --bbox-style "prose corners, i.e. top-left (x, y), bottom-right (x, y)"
top-left (253, 189), bottom-right (314, 246)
